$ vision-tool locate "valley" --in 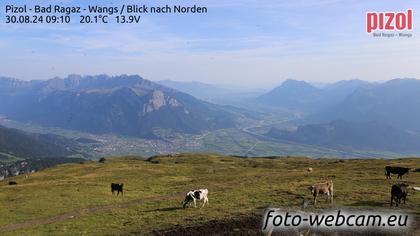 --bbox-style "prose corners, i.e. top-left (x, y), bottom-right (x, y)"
top-left (1, 75), bottom-right (420, 161)
top-left (0, 115), bottom-right (406, 160)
